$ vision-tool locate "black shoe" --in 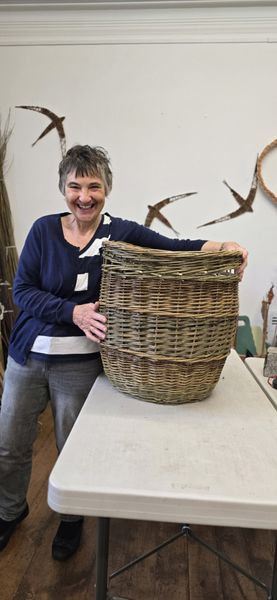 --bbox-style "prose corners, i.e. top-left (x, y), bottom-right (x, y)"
top-left (0, 504), bottom-right (29, 551)
top-left (52, 518), bottom-right (84, 561)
